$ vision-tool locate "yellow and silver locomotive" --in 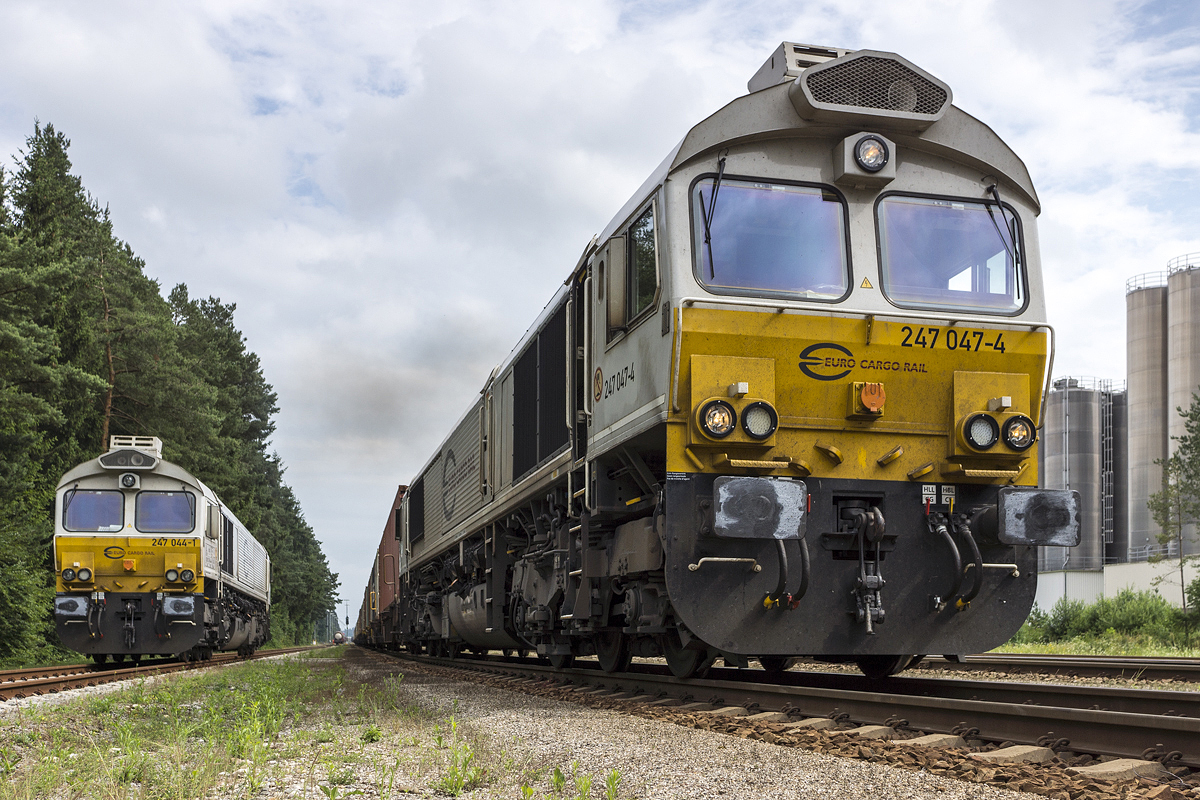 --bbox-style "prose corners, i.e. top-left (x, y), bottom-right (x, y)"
top-left (54, 436), bottom-right (270, 663)
top-left (365, 43), bottom-right (1080, 678)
